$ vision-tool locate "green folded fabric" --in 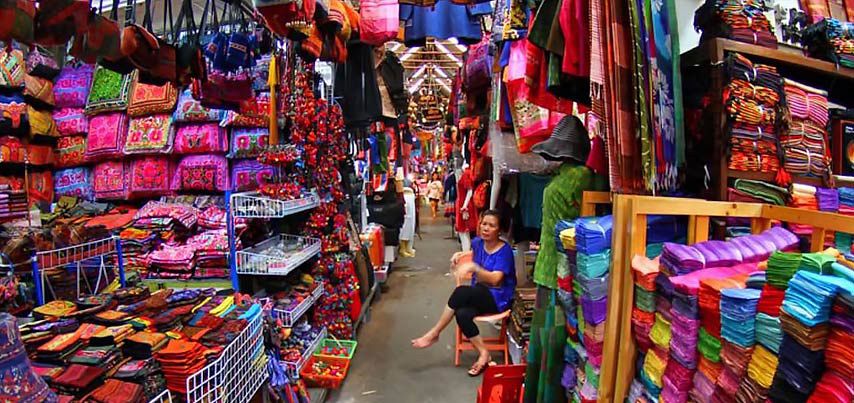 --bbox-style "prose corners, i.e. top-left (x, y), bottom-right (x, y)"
top-left (835, 232), bottom-right (852, 252)
top-left (799, 252), bottom-right (835, 275)
top-left (733, 179), bottom-right (788, 205)
top-left (585, 362), bottom-right (600, 389)
top-left (634, 285), bottom-right (656, 312)
top-left (766, 251), bottom-right (803, 289)
top-left (698, 328), bottom-right (722, 363)
top-left (576, 251), bottom-right (611, 278)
